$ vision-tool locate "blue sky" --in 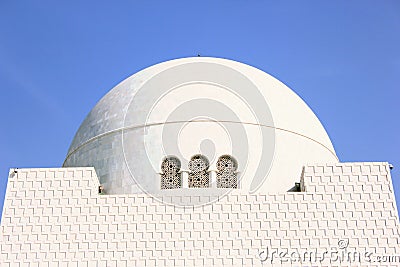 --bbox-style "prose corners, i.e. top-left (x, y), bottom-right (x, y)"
top-left (0, 1), bottom-right (399, 217)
